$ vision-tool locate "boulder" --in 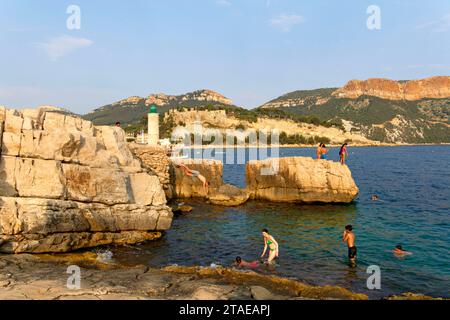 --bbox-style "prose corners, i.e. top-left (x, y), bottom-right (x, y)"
top-left (0, 107), bottom-right (172, 253)
top-left (208, 184), bottom-right (250, 206)
top-left (246, 157), bottom-right (359, 203)
top-left (250, 286), bottom-right (282, 300)
top-left (170, 159), bottom-right (223, 198)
